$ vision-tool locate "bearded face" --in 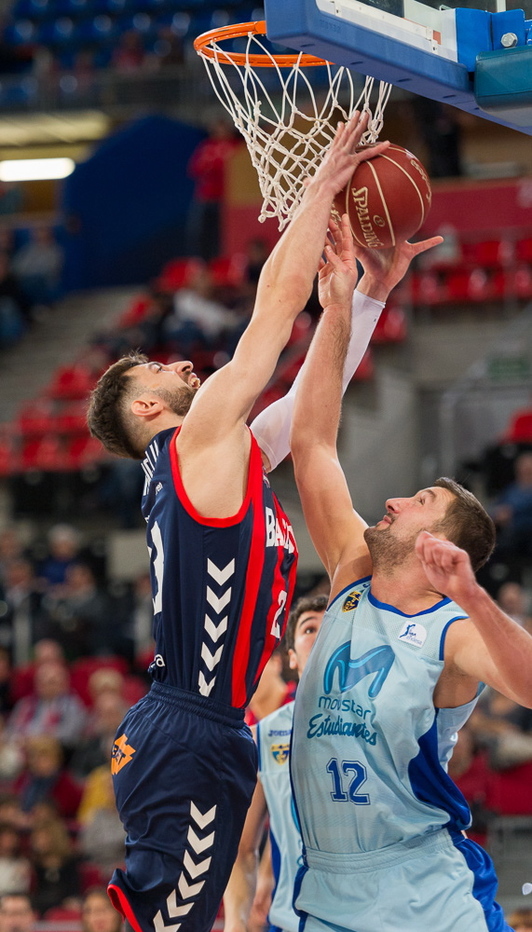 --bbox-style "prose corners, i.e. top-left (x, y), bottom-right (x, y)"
top-left (156, 383), bottom-right (199, 417)
top-left (364, 525), bottom-right (421, 571)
